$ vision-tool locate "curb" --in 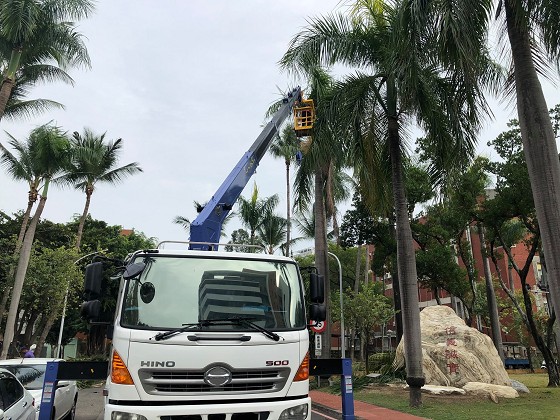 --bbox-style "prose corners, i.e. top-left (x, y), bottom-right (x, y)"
top-left (311, 402), bottom-right (343, 419)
